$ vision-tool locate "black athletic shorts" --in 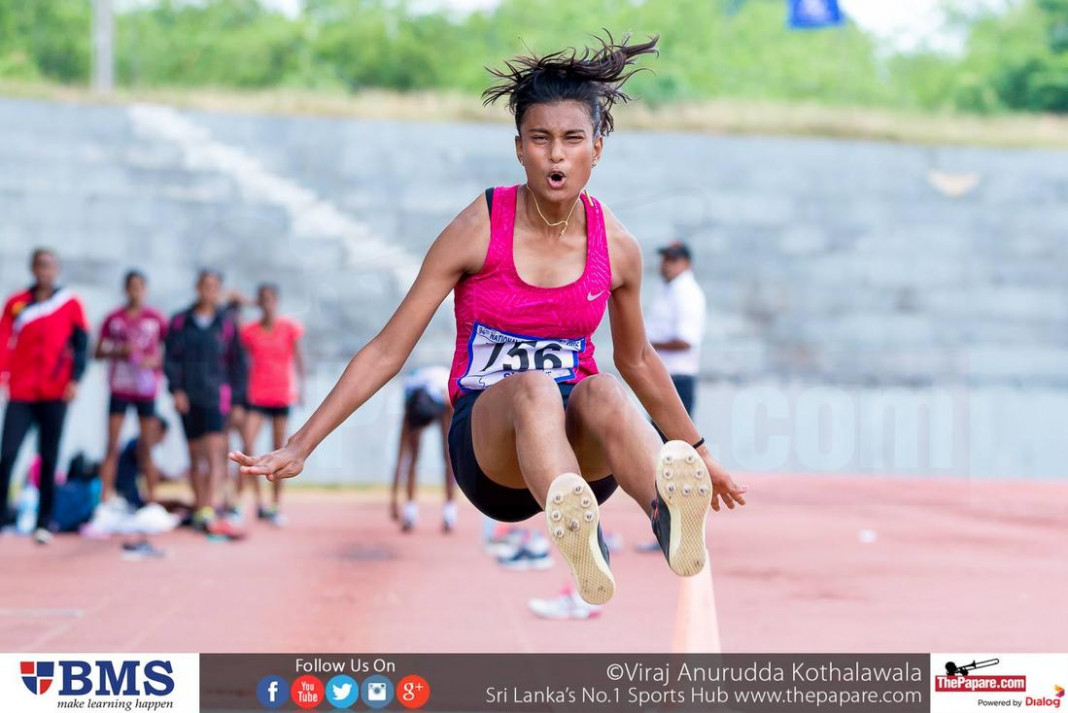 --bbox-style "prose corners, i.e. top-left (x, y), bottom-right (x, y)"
top-left (108, 395), bottom-right (156, 418)
top-left (249, 403), bottom-right (291, 419)
top-left (180, 404), bottom-right (226, 440)
top-left (671, 374), bottom-right (696, 416)
top-left (404, 387), bottom-right (446, 430)
top-left (447, 381), bottom-right (619, 523)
